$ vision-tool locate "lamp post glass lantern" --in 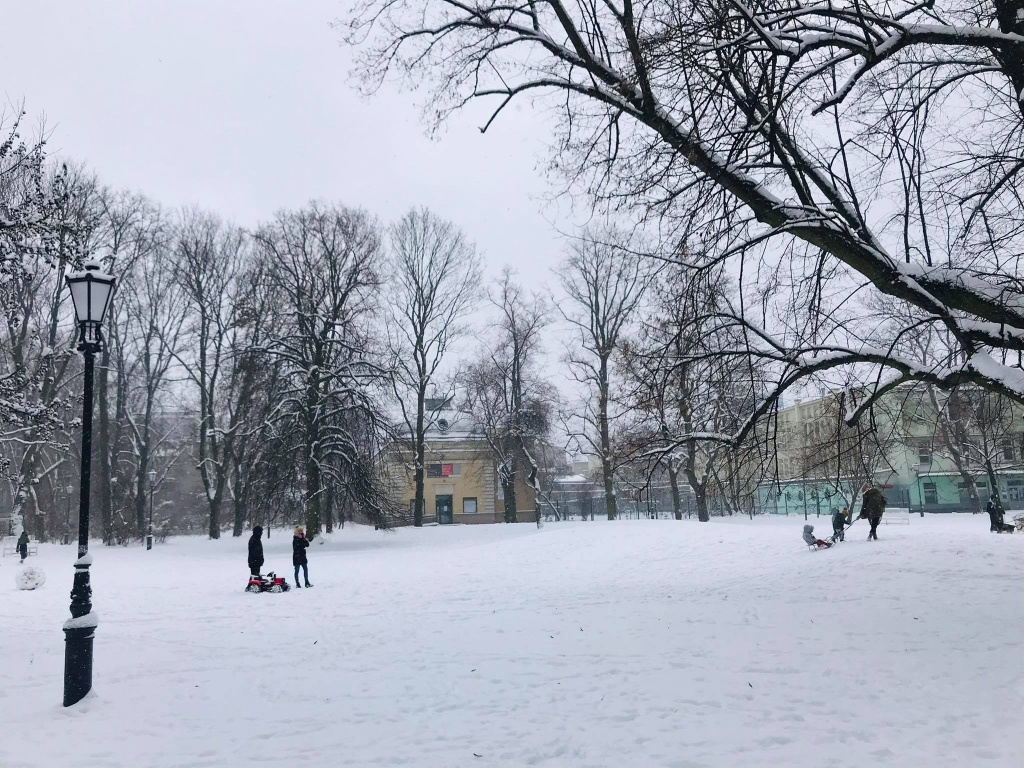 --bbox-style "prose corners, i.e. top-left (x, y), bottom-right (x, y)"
top-left (63, 260), bottom-right (116, 708)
